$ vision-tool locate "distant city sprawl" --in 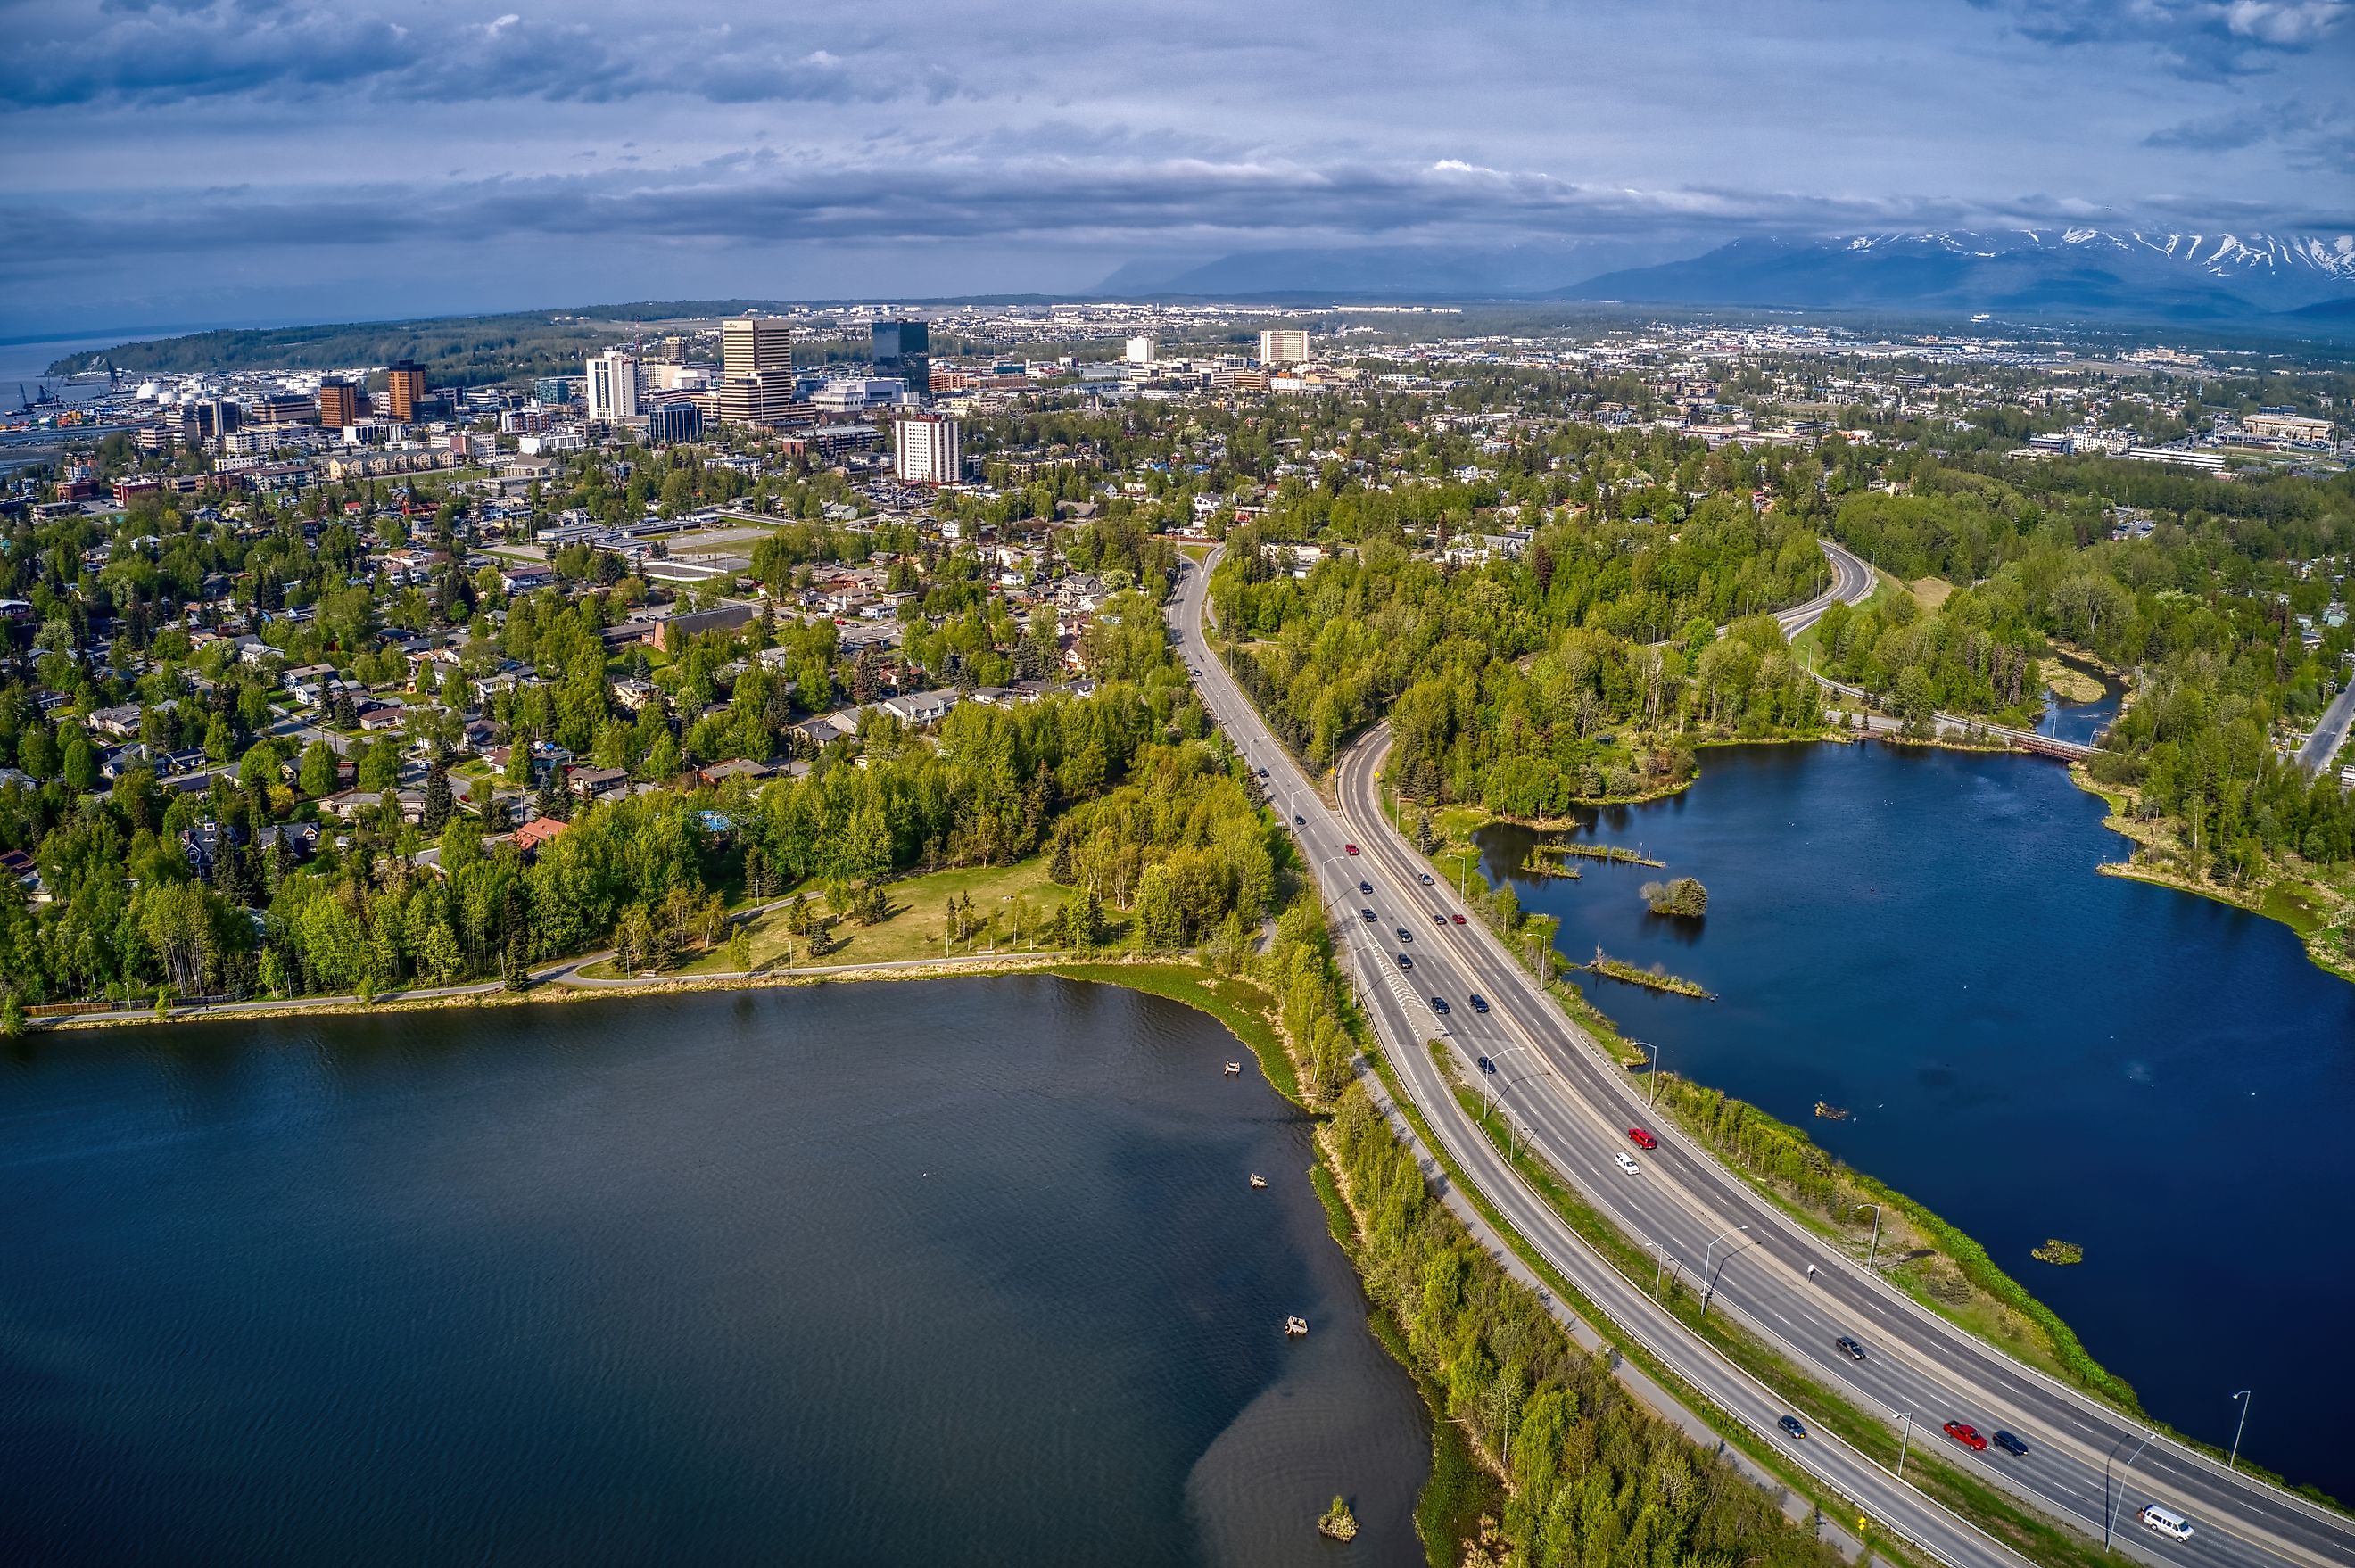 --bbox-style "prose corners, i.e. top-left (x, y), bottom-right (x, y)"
top-left (0, 302), bottom-right (2351, 1014)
